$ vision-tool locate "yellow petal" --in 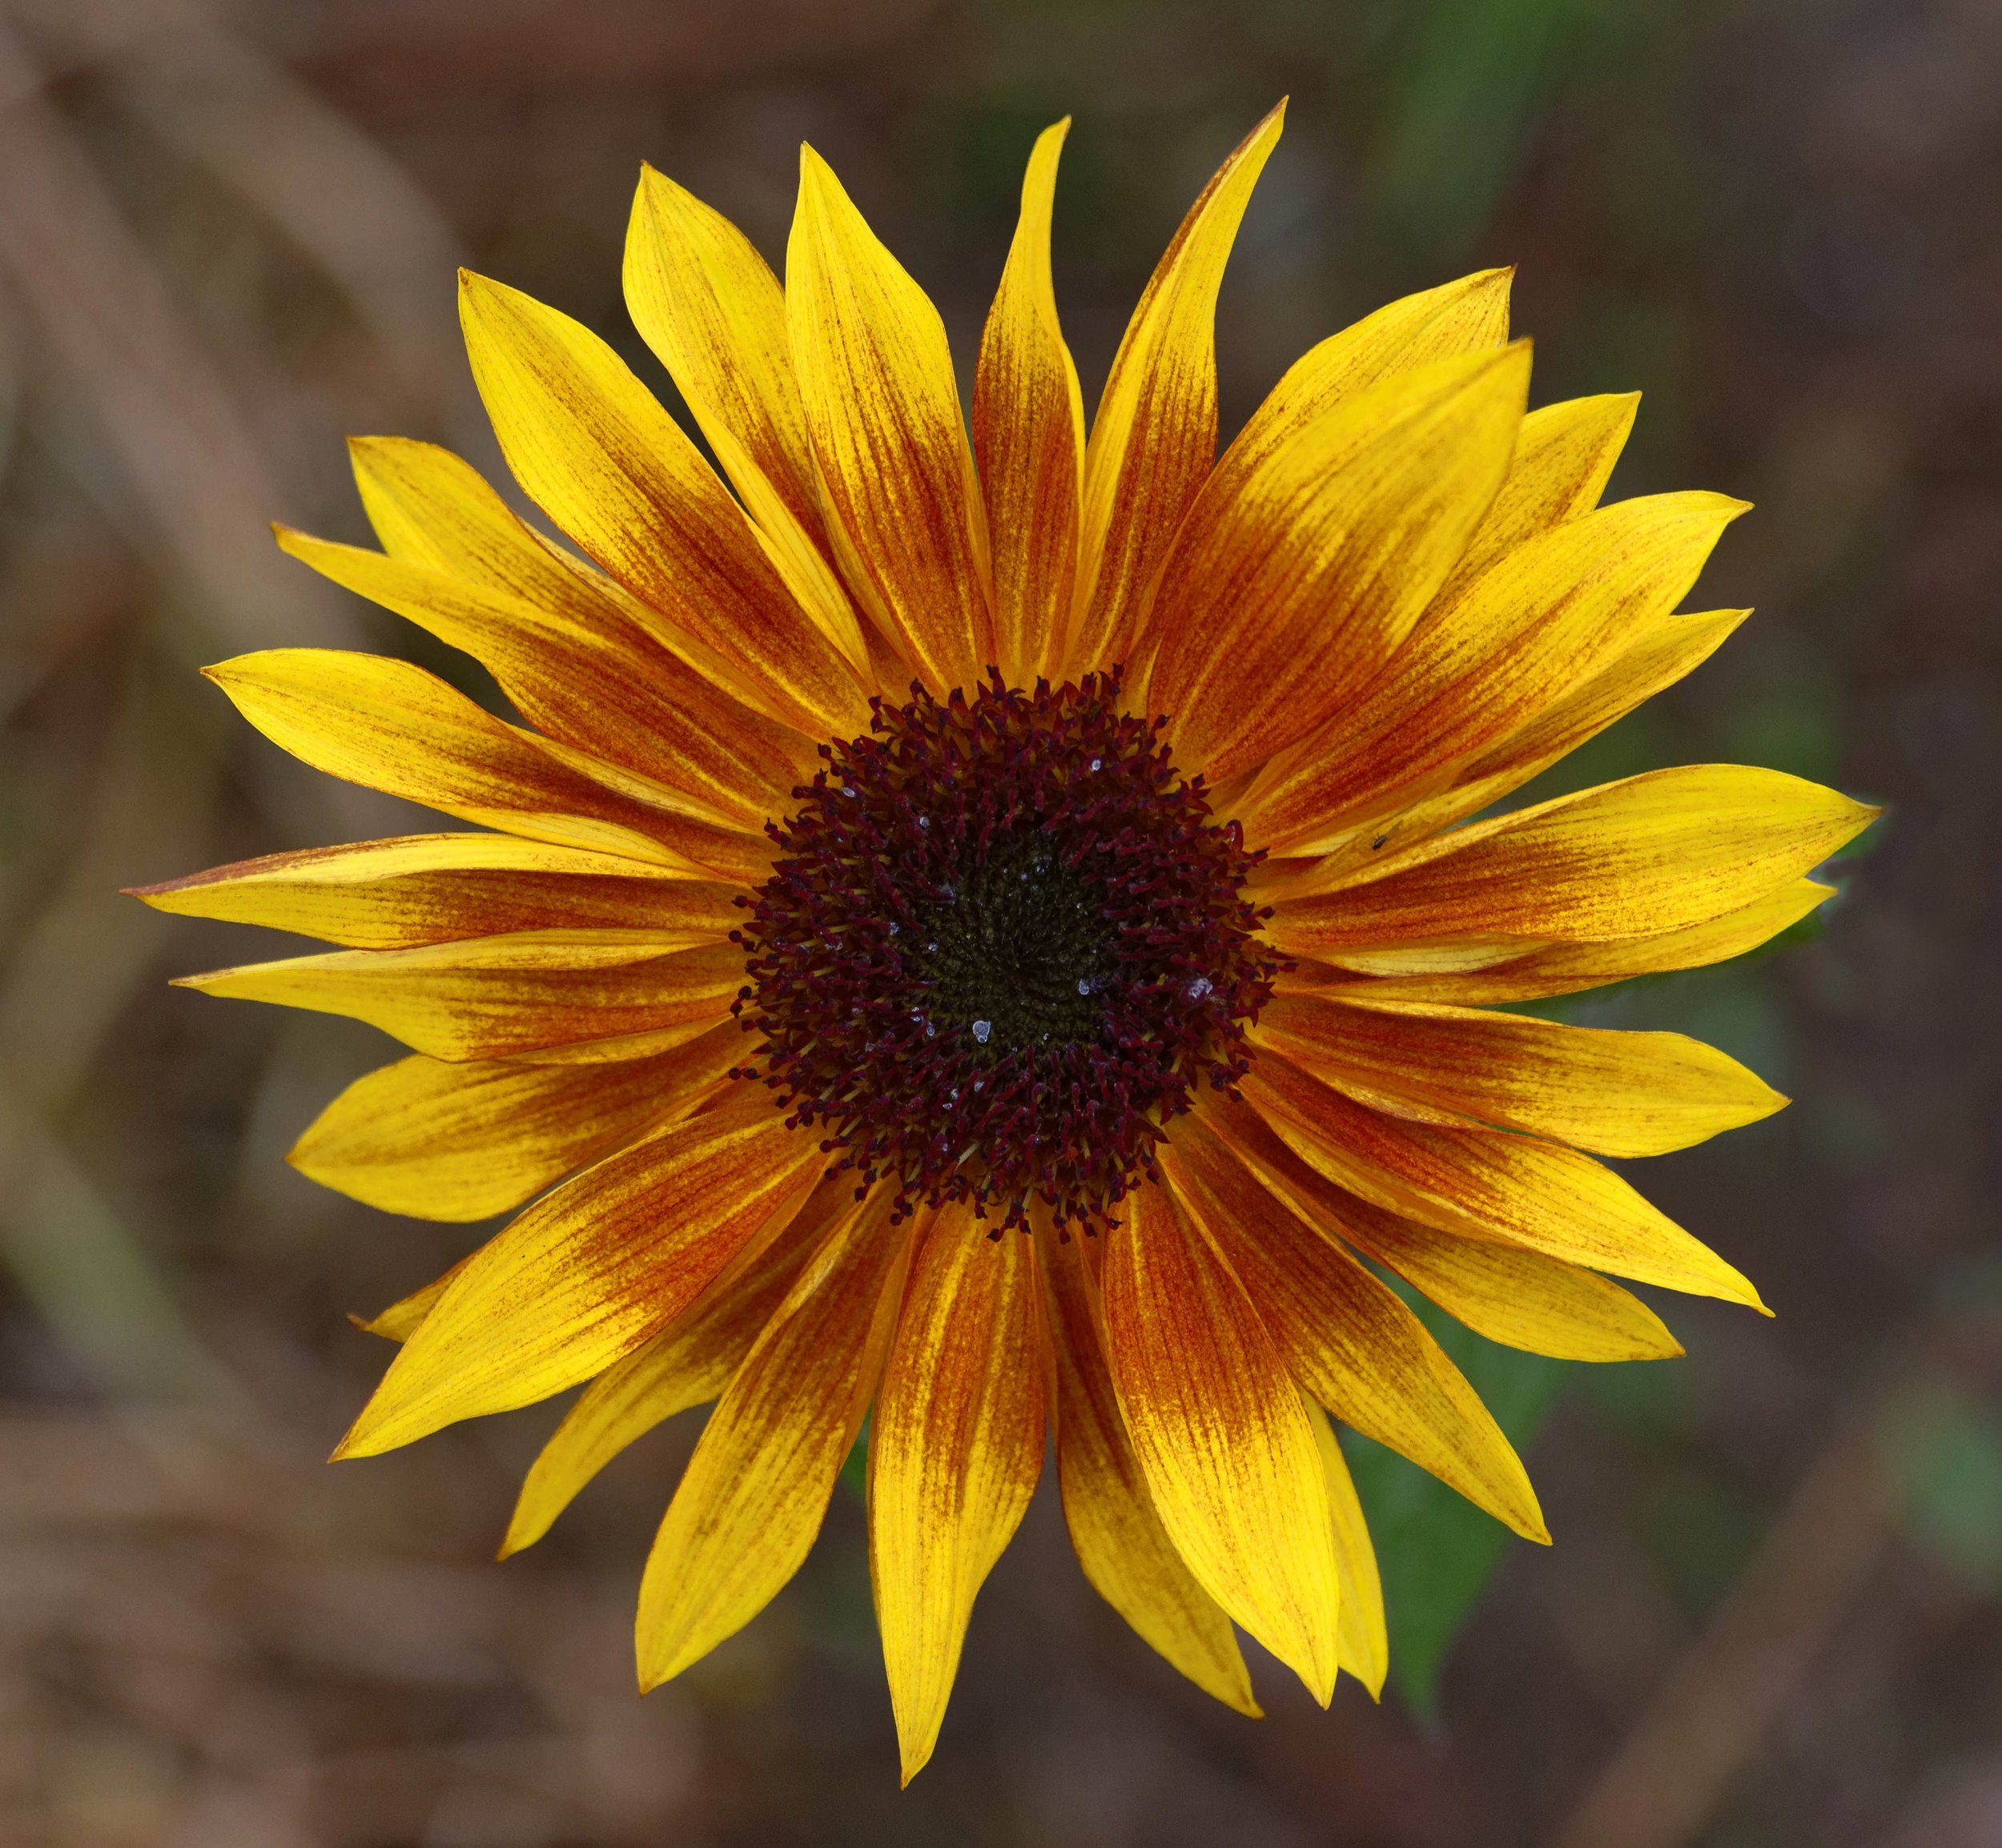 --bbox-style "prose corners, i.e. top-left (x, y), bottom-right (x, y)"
top-left (1317, 878), bottom-right (1835, 1005)
top-left (1160, 1120), bottom-right (1546, 1541)
top-left (1101, 1178), bottom-right (1338, 1702)
top-left (133, 834), bottom-right (739, 950)
top-left (1268, 765), bottom-right (1879, 955)
top-left (972, 120), bottom-right (1085, 685)
top-left (636, 1187), bottom-right (915, 1689)
top-left (177, 933), bottom-right (743, 1062)
top-left (1295, 606), bottom-right (1751, 878)
top-left (336, 1090), bottom-right (821, 1456)
top-left (622, 167), bottom-right (866, 673)
top-left (1237, 1055), bottom-right (1764, 1308)
top-left (288, 1020), bottom-right (743, 1221)
top-left (1039, 1223), bottom-right (1260, 1716)
top-left (277, 525), bottom-right (803, 830)
top-left (872, 1212), bottom-right (1047, 1782)
top-left (356, 1261), bottom-right (466, 1341)
top-left (1200, 267), bottom-right (1513, 540)
top-left (501, 1169), bottom-right (854, 1556)
top-left (1329, 1192), bottom-right (1681, 1364)
top-left (1434, 392), bottom-right (1638, 601)
top-left (1145, 344), bottom-right (1530, 786)
top-left (348, 435), bottom-right (828, 747)
top-left (1304, 1399), bottom-right (1388, 1697)
top-left (1067, 102), bottom-right (1285, 674)
top-left (788, 147), bottom-right (994, 695)
top-left (203, 649), bottom-right (764, 878)
top-left (459, 270), bottom-right (870, 737)
top-left (1241, 491), bottom-right (1748, 855)
top-left (1204, 1099), bottom-right (1681, 1364)
top-left (1255, 993), bottom-right (1785, 1158)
